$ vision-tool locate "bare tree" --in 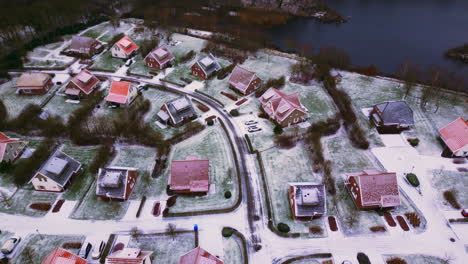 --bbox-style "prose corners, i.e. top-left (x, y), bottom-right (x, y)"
top-left (396, 60), bottom-right (420, 98)
top-left (0, 190), bottom-right (11, 207)
top-left (440, 253), bottom-right (455, 264)
top-left (130, 226), bottom-right (141, 242)
top-left (346, 209), bottom-right (359, 227)
top-left (166, 223), bottom-right (177, 241)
